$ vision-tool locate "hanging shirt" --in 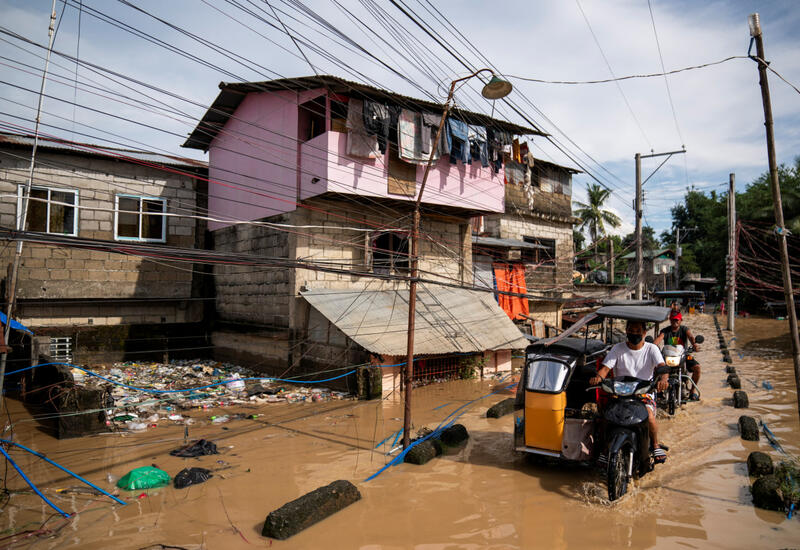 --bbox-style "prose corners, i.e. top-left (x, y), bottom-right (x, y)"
top-left (362, 100), bottom-right (390, 154)
top-left (446, 118), bottom-right (471, 165)
top-left (346, 99), bottom-right (381, 159)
